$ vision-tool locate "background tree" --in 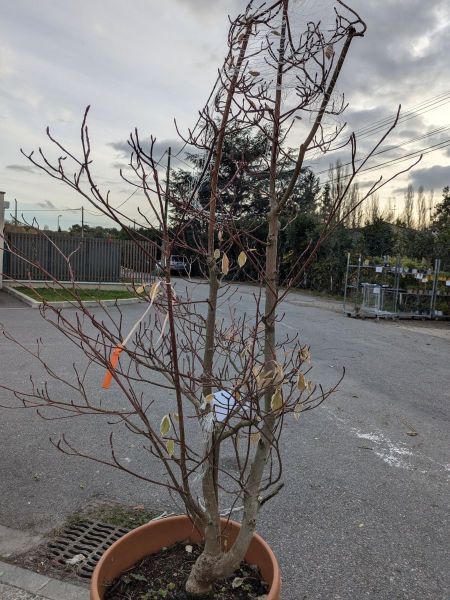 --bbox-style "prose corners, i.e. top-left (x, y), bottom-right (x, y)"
top-left (403, 183), bottom-right (415, 228)
top-left (432, 186), bottom-right (450, 267)
top-left (416, 185), bottom-right (427, 230)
